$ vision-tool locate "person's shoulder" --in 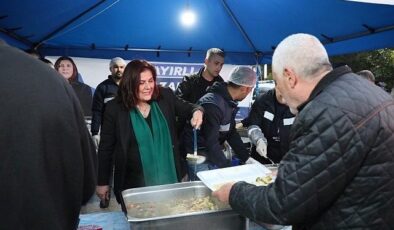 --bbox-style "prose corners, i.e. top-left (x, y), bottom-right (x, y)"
top-left (158, 86), bottom-right (175, 97)
top-left (266, 88), bottom-right (276, 96)
top-left (255, 89), bottom-right (274, 103)
top-left (254, 93), bottom-right (266, 102)
top-left (72, 81), bottom-right (92, 93)
top-left (262, 88), bottom-right (275, 98)
top-left (97, 78), bottom-right (109, 86)
top-left (216, 75), bottom-right (225, 82)
top-left (156, 87), bottom-right (177, 108)
top-left (182, 72), bottom-right (201, 82)
top-left (78, 81), bottom-right (93, 91)
top-left (201, 101), bottom-right (222, 117)
top-left (95, 82), bottom-right (106, 92)
top-left (81, 82), bottom-right (92, 88)
top-left (103, 77), bottom-right (117, 85)
top-left (199, 92), bottom-right (223, 107)
top-left (95, 79), bottom-right (113, 91)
